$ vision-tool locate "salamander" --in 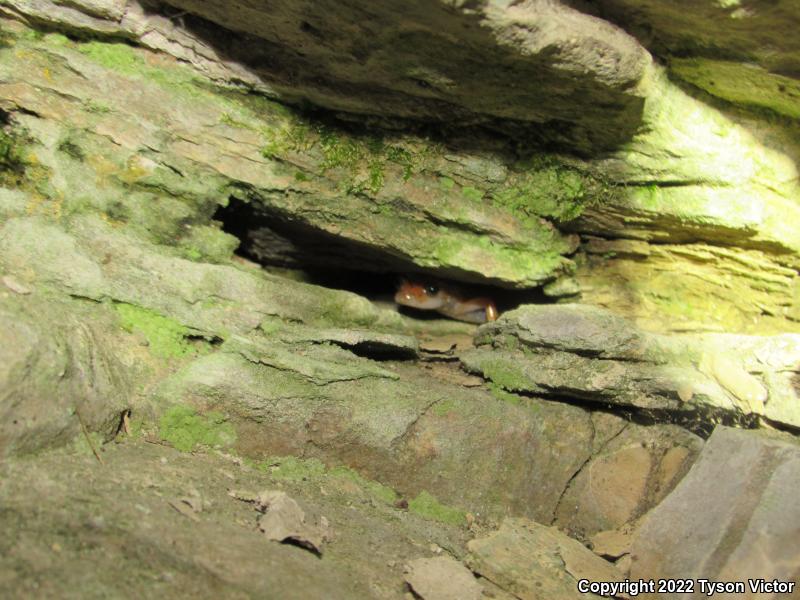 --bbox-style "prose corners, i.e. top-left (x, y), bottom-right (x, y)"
top-left (394, 279), bottom-right (498, 324)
